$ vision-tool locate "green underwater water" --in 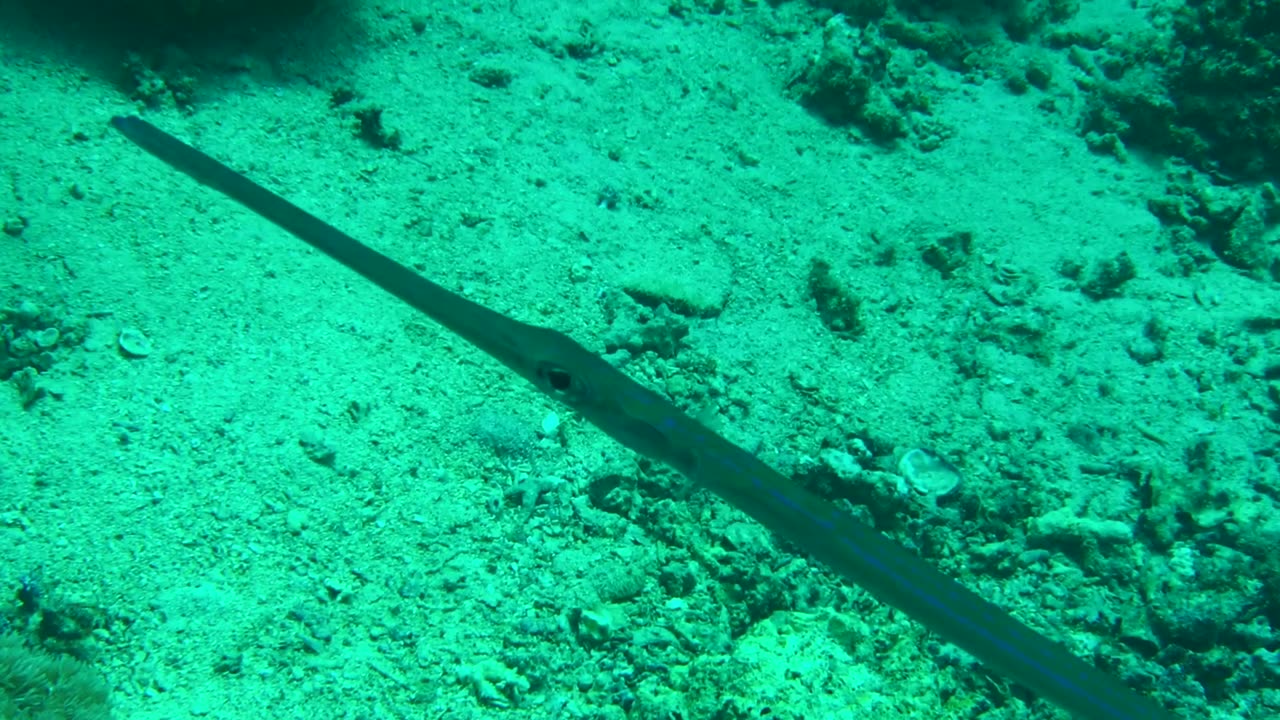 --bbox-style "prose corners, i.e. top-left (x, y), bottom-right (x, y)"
top-left (1, 1), bottom-right (1279, 719)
